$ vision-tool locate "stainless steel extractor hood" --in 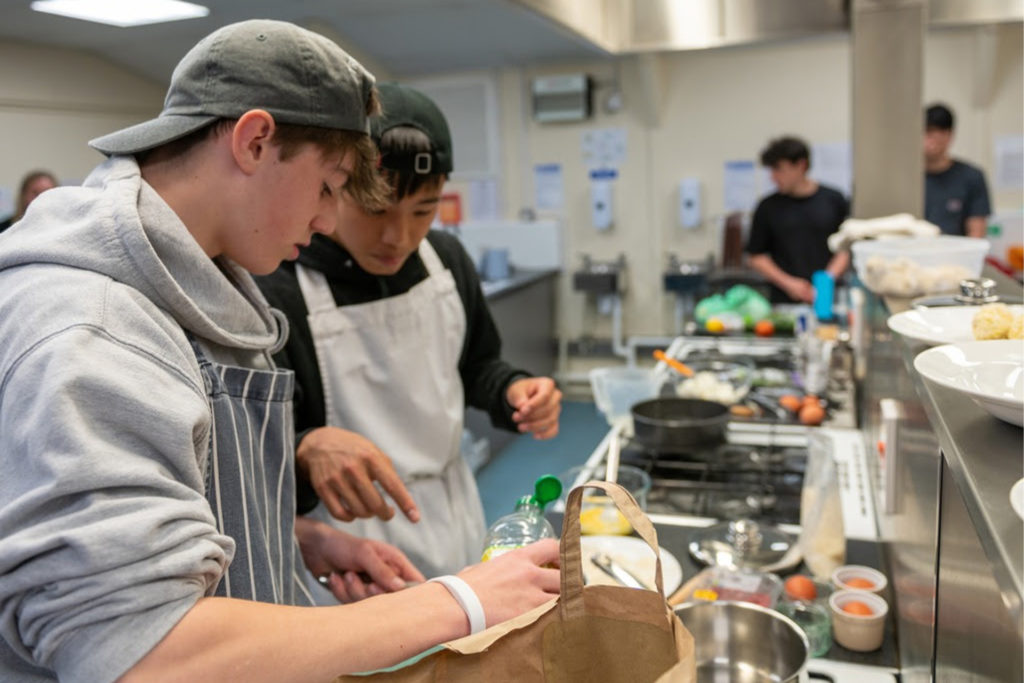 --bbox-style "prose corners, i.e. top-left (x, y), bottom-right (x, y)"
top-left (512, 0), bottom-right (1022, 54)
